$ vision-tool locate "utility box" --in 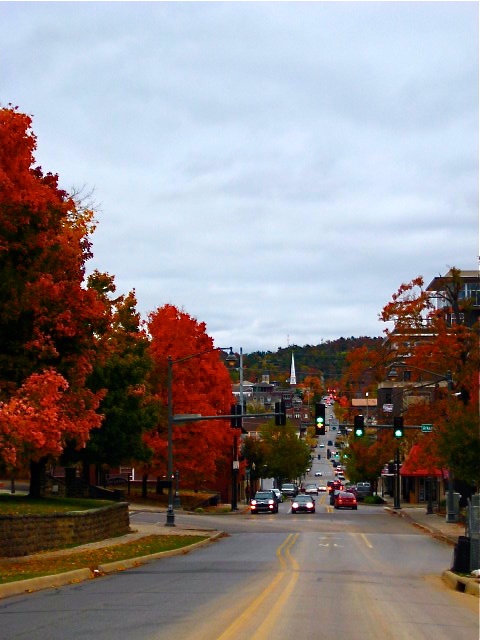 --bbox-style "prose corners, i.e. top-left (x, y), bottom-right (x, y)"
top-left (446, 491), bottom-right (460, 523)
